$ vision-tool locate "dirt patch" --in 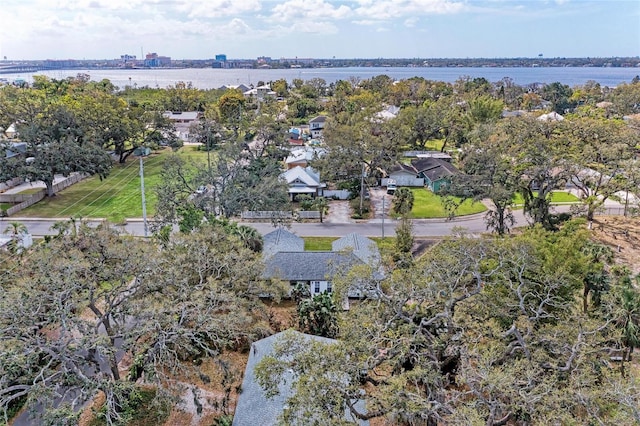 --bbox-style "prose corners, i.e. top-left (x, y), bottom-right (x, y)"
top-left (159, 301), bottom-right (297, 426)
top-left (325, 199), bottom-right (353, 223)
top-left (412, 239), bottom-right (440, 258)
top-left (263, 299), bottom-right (297, 331)
top-left (590, 216), bottom-right (640, 274)
top-left (160, 350), bottom-right (249, 426)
